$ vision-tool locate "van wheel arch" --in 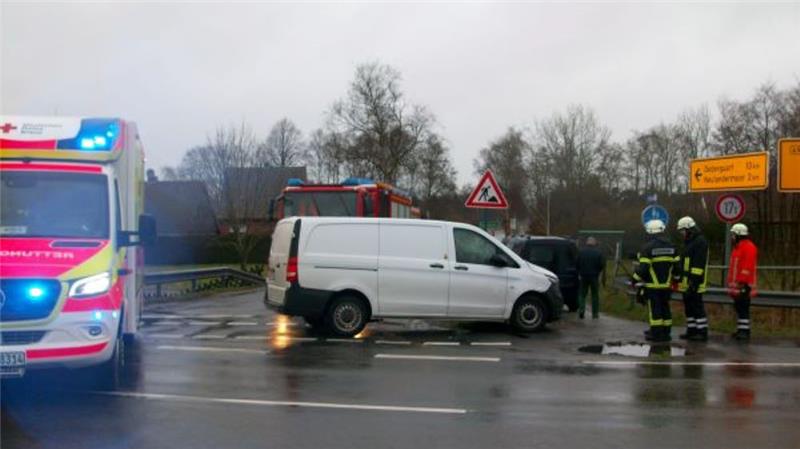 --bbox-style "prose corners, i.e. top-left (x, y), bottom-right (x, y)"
top-left (510, 292), bottom-right (549, 332)
top-left (323, 290), bottom-right (372, 337)
top-left (327, 289), bottom-right (373, 321)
